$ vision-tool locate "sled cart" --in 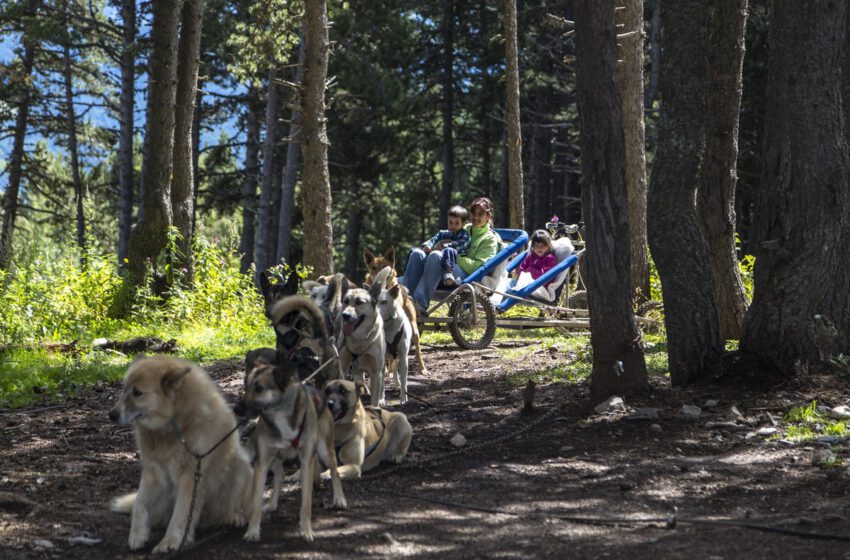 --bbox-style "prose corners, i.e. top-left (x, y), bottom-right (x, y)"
top-left (418, 227), bottom-right (656, 349)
